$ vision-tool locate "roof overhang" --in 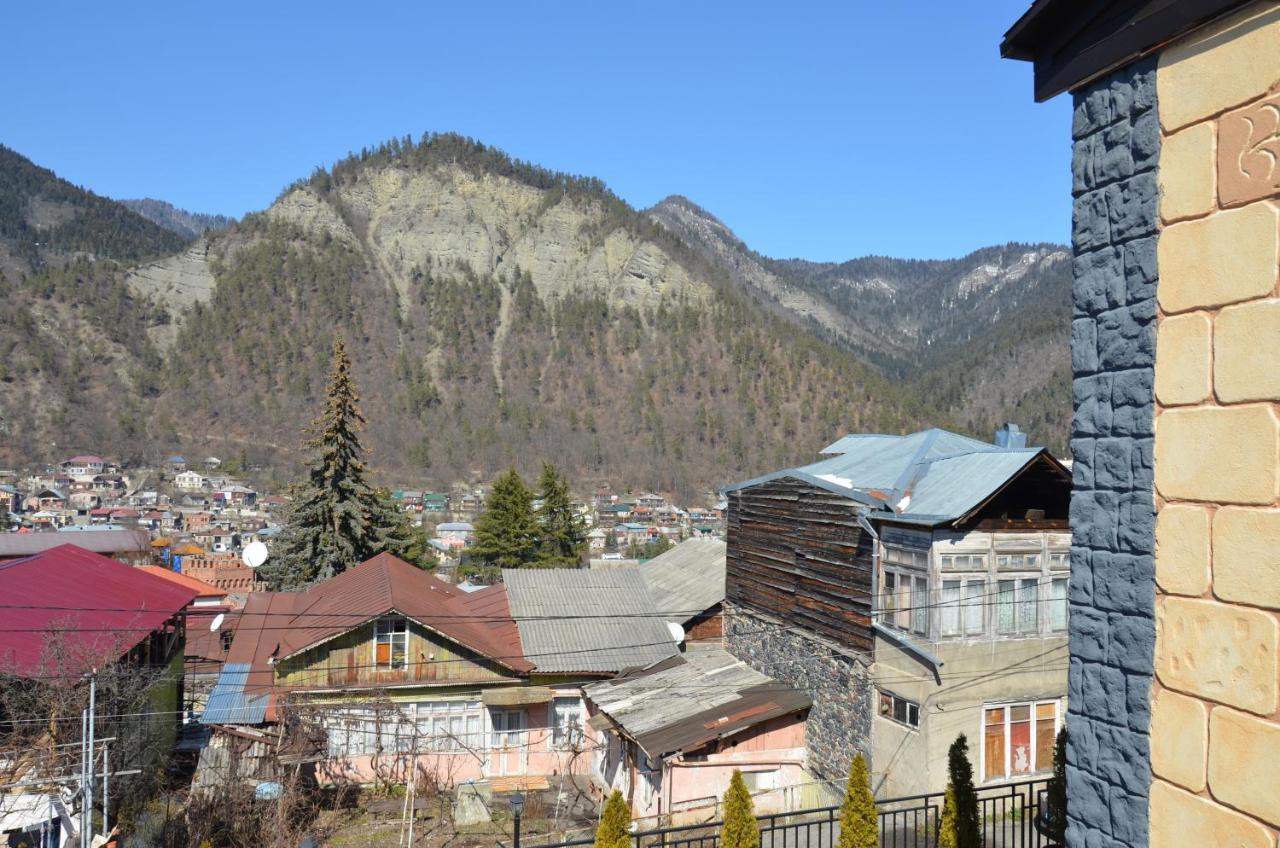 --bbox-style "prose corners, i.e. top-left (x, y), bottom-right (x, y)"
top-left (1001, 0), bottom-right (1254, 101)
top-left (720, 471), bottom-right (885, 508)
